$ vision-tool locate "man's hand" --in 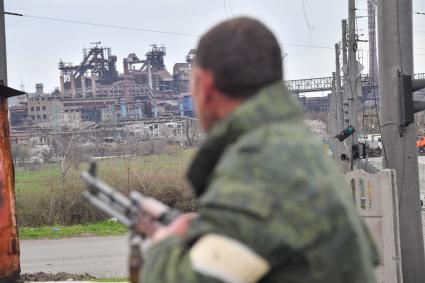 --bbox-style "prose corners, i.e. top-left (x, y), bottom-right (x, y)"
top-left (152, 213), bottom-right (197, 243)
